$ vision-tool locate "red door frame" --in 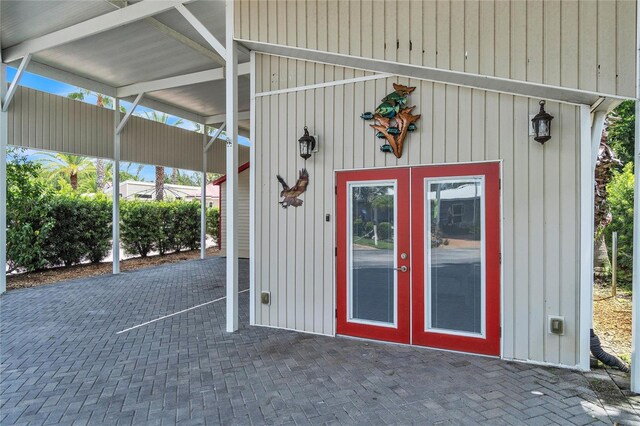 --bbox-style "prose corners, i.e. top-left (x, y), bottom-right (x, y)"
top-left (410, 162), bottom-right (501, 356)
top-left (336, 168), bottom-right (411, 344)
